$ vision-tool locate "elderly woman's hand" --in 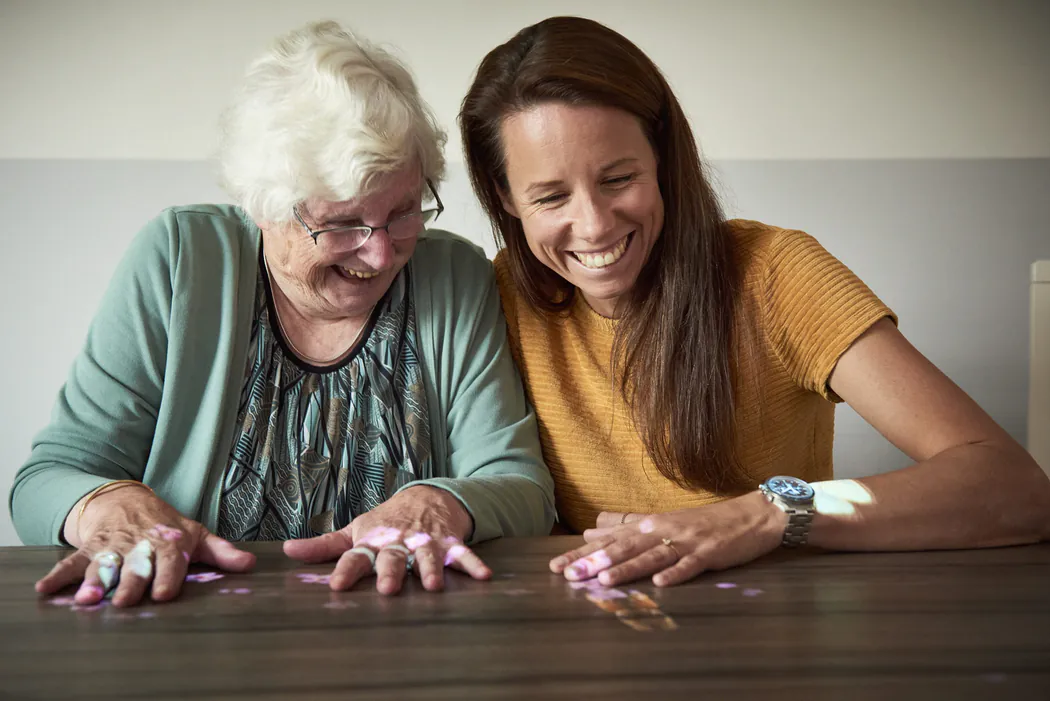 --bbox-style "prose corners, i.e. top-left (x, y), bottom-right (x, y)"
top-left (36, 484), bottom-right (256, 607)
top-left (550, 492), bottom-right (787, 587)
top-left (283, 485), bottom-right (490, 595)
